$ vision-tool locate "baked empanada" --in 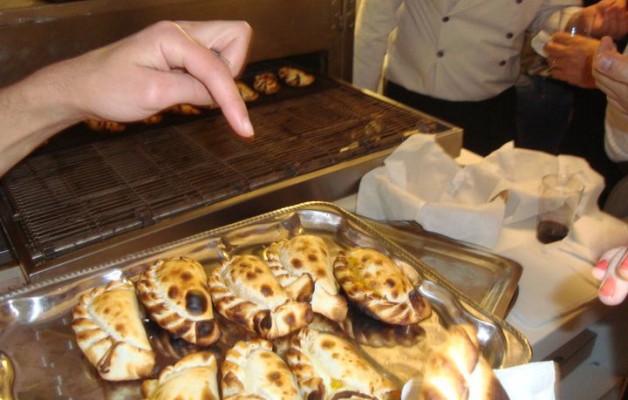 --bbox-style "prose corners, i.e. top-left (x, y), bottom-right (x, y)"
top-left (278, 66), bottom-right (315, 87)
top-left (418, 324), bottom-right (510, 400)
top-left (222, 339), bottom-right (301, 400)
top-left (72, 279), bottom-right (156, 381)
top-left (135, 257), bottom-right (221, 346)
top-left (285, 327), bottom-right (400, 400)
top-left (236, 81), bottom-right (260, 102)
top-left (253, 72), bottom-right (281, 95)
top-left (141, 351), bottom-right (220, 400)
top-left (208, 254), bottom-right (313, 340)
top-left (264, 234), bottom-right (348, 322)
top-left (333, 248), bottom-right (431, 325)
